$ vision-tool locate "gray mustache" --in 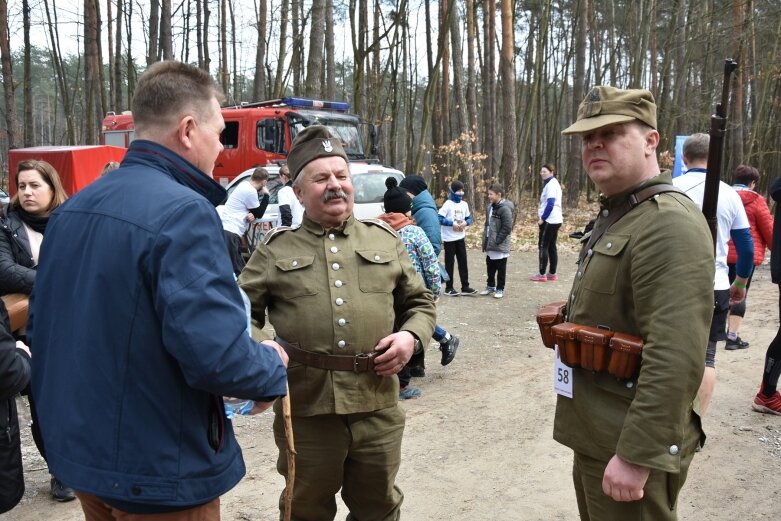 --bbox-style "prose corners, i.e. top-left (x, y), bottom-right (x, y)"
top-left (322, 190), bottom-right (348, 203)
